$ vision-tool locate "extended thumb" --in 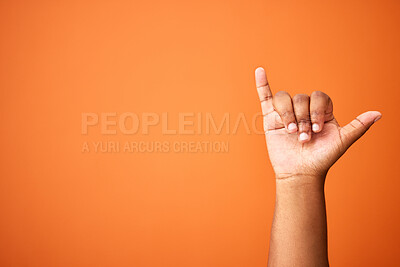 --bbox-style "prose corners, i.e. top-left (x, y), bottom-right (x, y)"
top-left (340, 111), bottom-right (382, 149)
